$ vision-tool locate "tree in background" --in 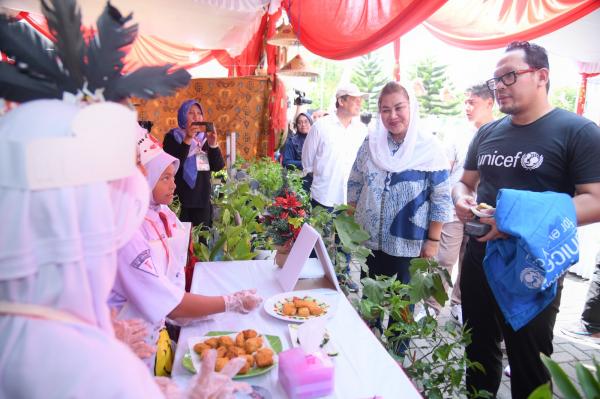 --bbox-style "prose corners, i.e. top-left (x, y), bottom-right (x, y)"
top-left (550, 86), bottom-right (577, 112)
top-left (305, 58), bottom-right (344, 111)
top-left (408, 57), bottom-right (462, 117)
top-left (350, 52), bottom-right (389, 113)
